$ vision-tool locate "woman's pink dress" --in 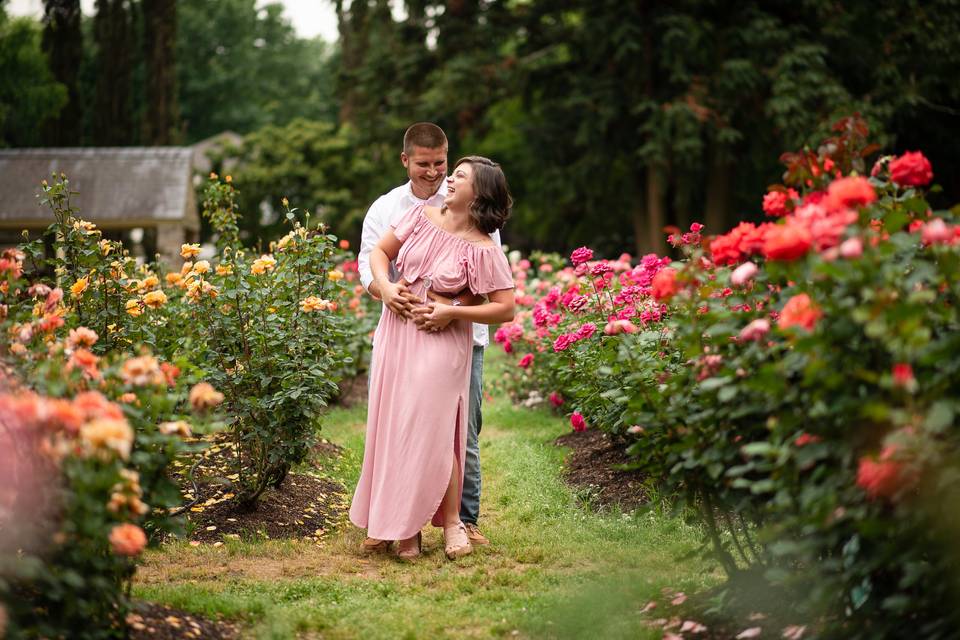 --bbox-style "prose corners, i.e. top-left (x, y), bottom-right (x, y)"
top-left (349, 204), bottom-right (513, 541)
